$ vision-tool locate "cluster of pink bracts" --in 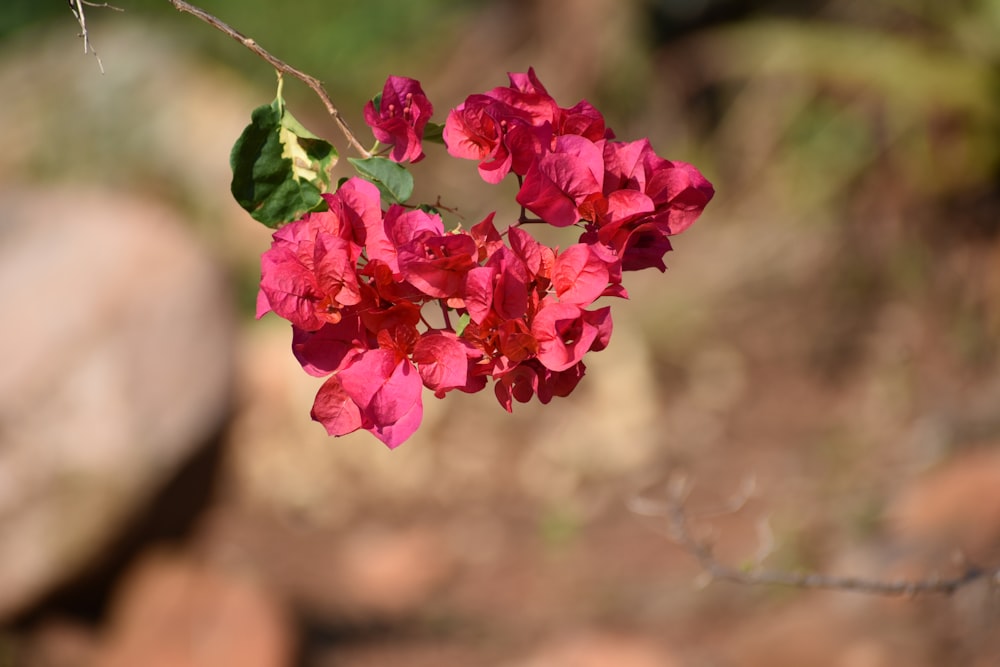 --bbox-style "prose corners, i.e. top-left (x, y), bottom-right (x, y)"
top-left (256, 69), bottom-right (714, 447)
